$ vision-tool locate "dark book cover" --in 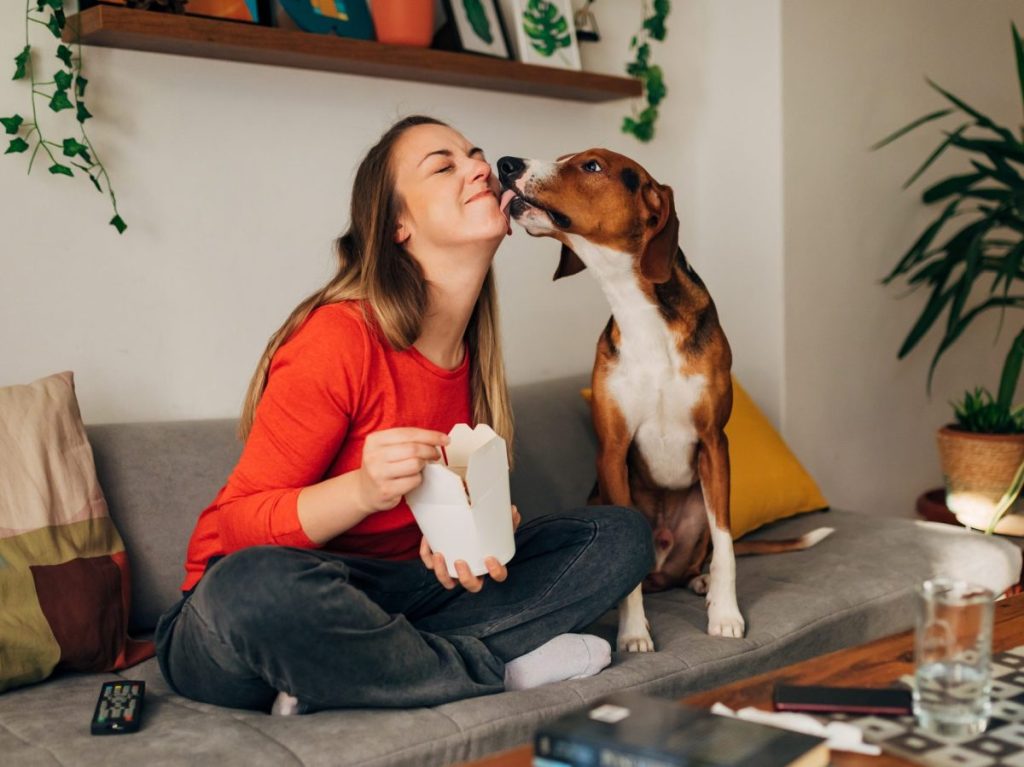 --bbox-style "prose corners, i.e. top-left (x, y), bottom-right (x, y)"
top-left (534, 692), bottom-right (829, 767)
